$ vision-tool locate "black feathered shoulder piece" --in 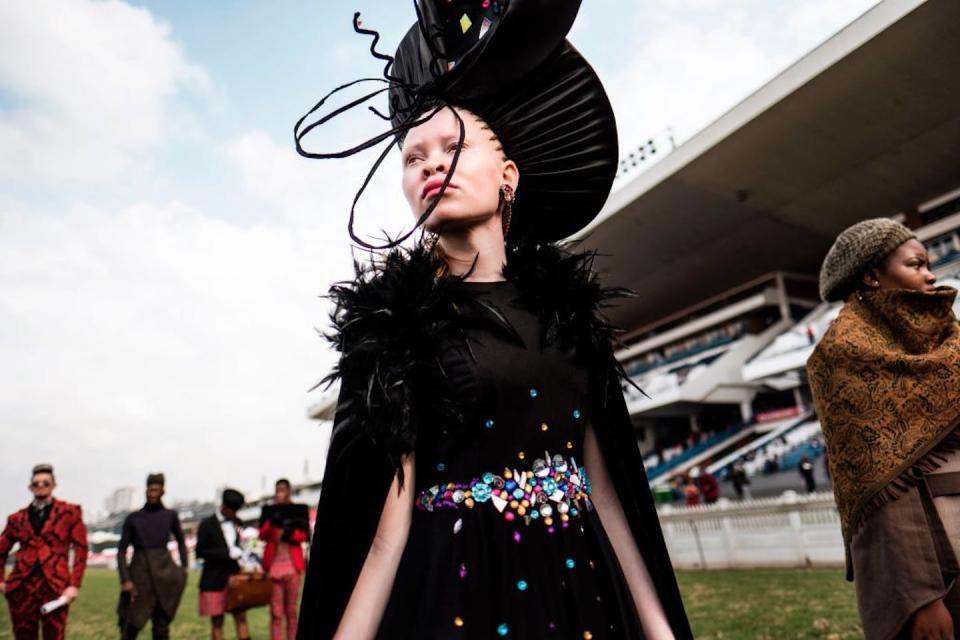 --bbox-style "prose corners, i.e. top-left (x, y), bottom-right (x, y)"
top-left (504, 241), bottom-right (632, 362)
top-left (321, 239), bottom-right (633, 480)
top-left (505, 240), bottom-right (640, 406)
